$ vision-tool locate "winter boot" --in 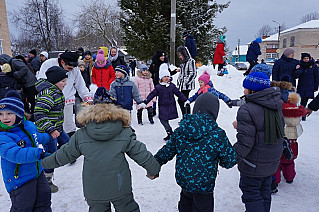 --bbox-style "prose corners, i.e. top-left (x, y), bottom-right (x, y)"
top-left (271, 178), bottom-right (278, 194)
top-left (147, 107), bottom-right (154, 124)
top-left (45, 172), bottom-right (58, 193)
top-left (152, 108), bottom-right (157, 117)
top-left (163, 129), bottom-right (173, 141)
top-left (137, 109), bottom-right (143, 125)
